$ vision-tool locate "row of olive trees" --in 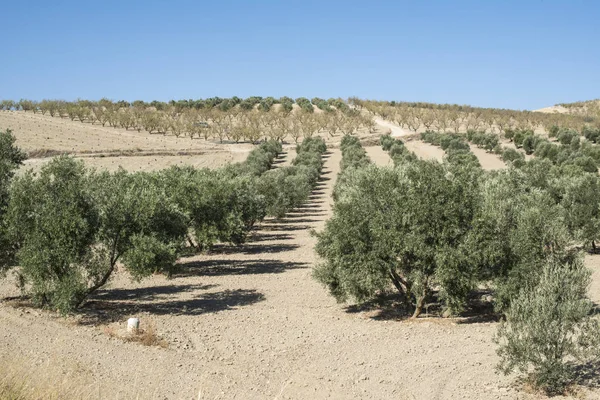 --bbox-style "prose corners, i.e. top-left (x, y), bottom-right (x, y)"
top-left (315, 134), bottom-right (600, 394)
top-left (354, 98), bottom-right (597, 135)
top-left (2, 98), bottom-right (375, 143)
top-left (0, 131), bottom-right (327, 314)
